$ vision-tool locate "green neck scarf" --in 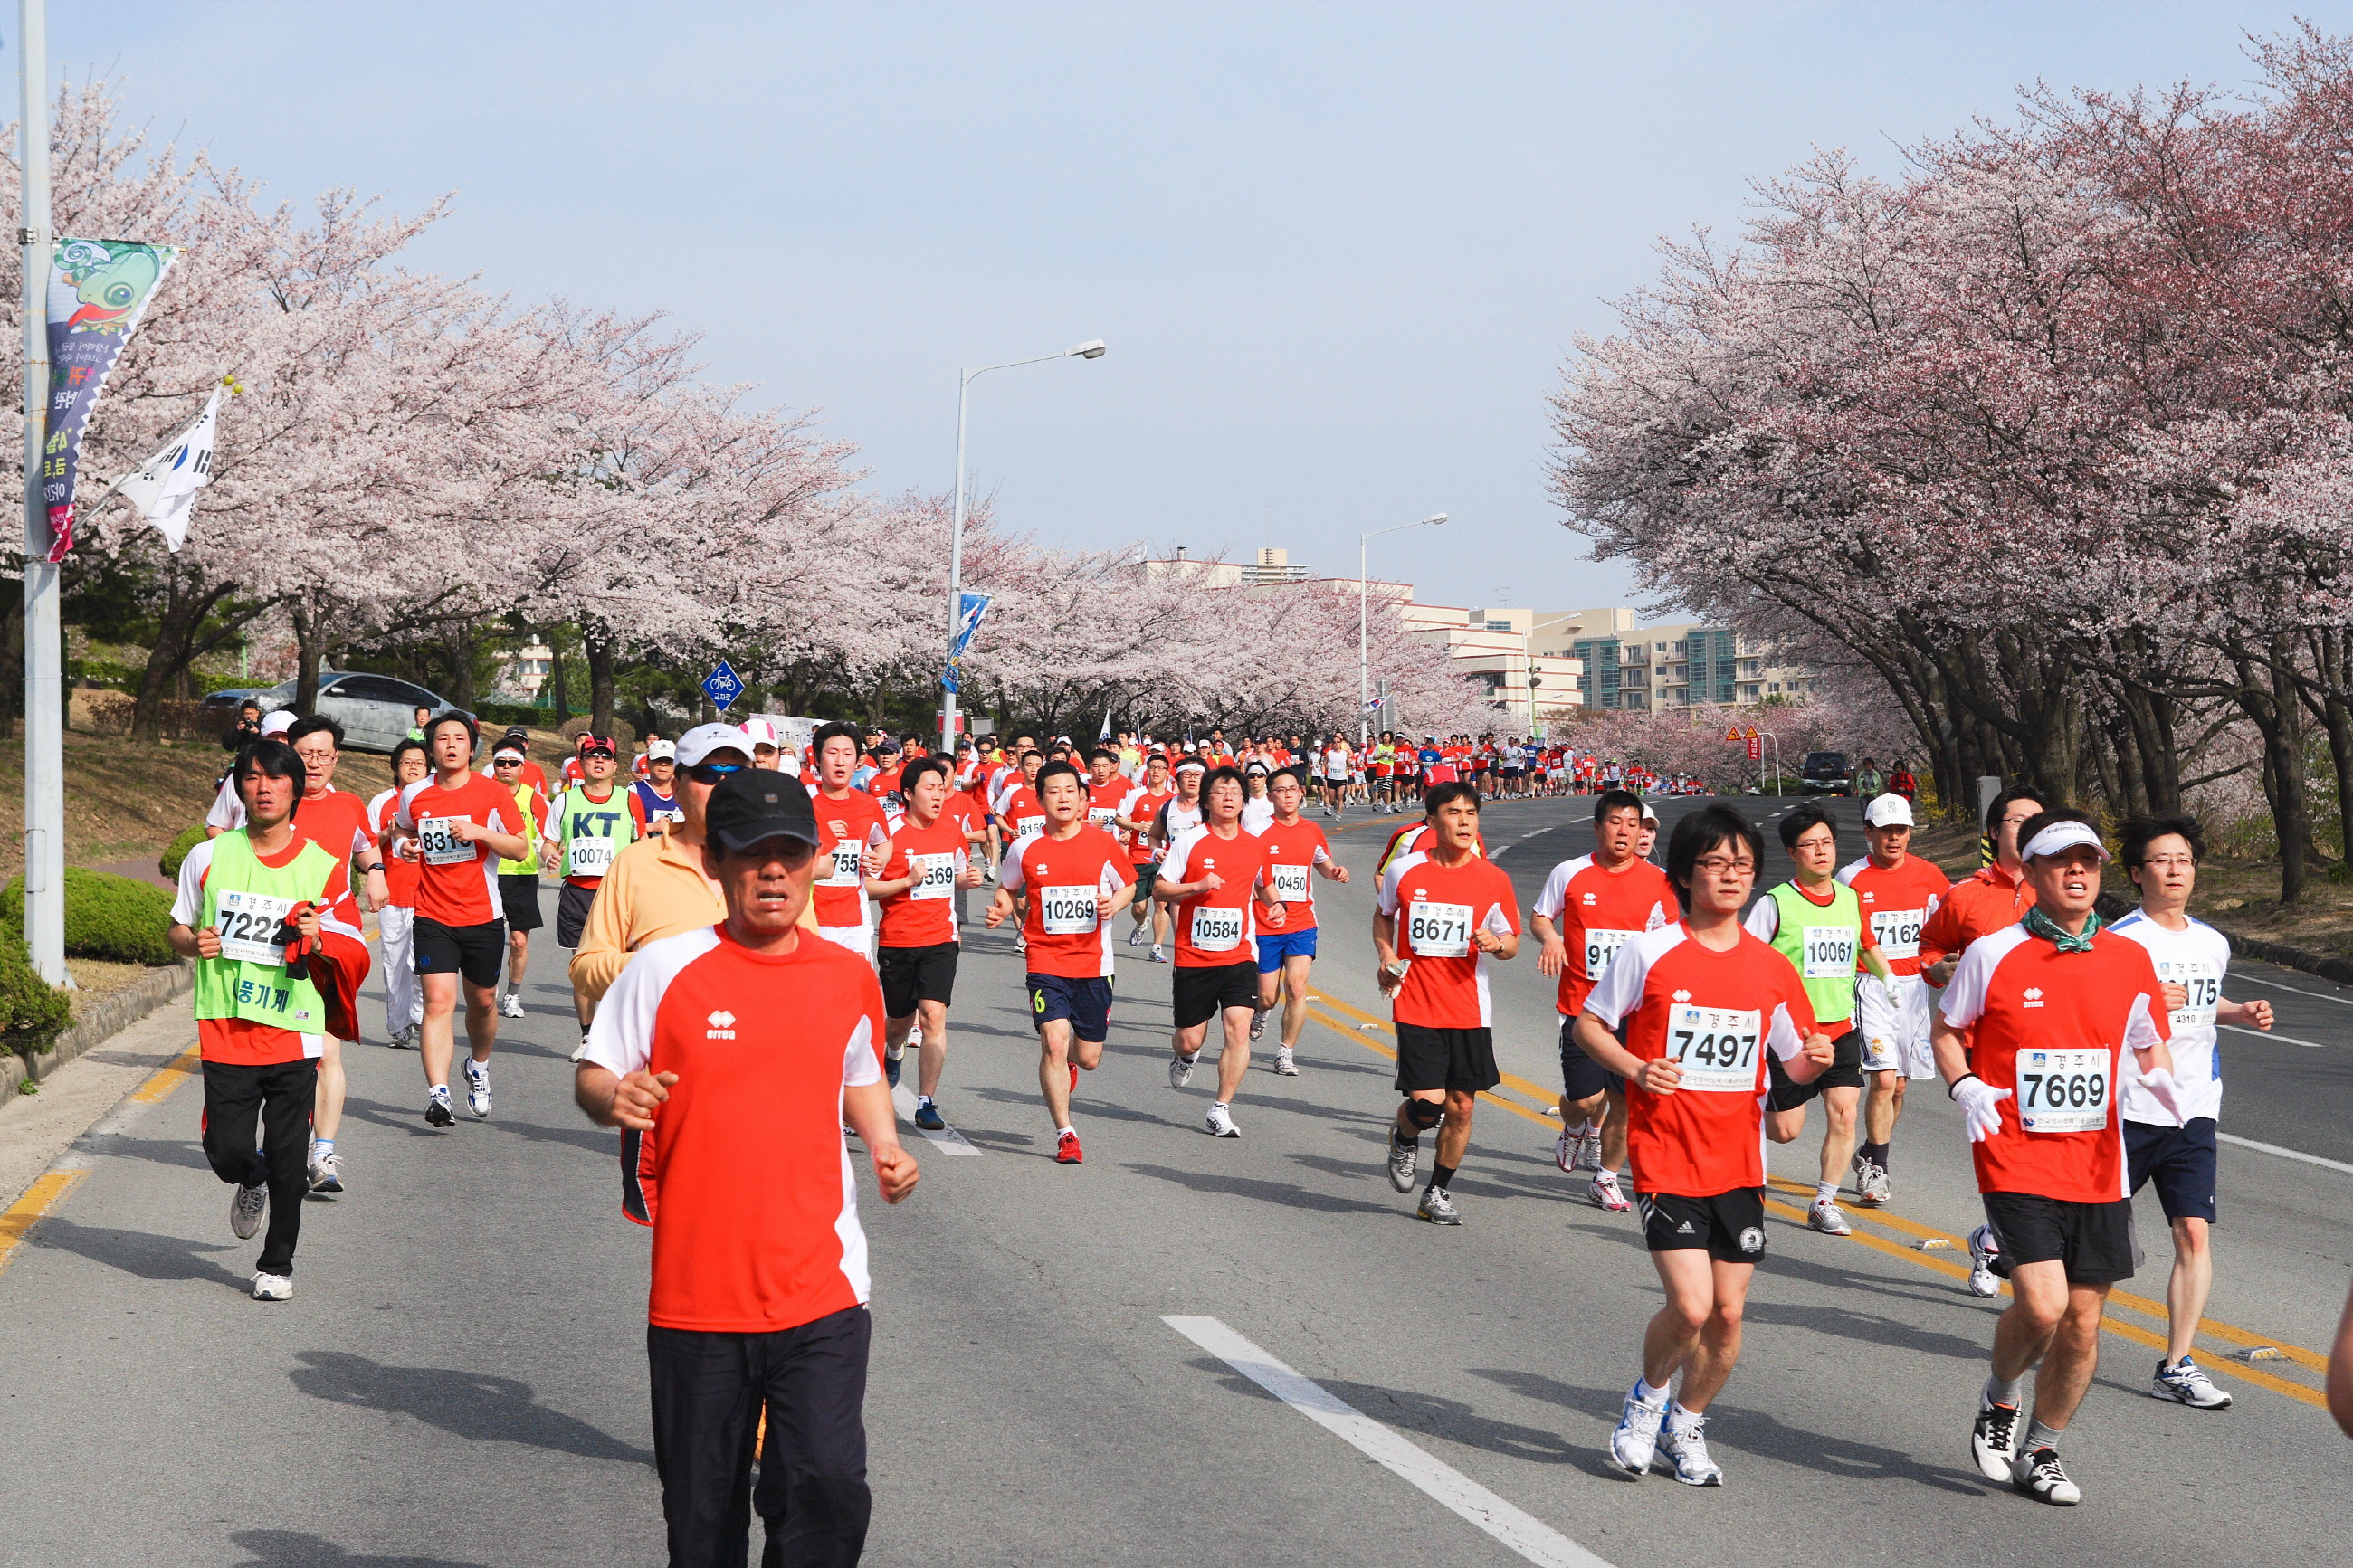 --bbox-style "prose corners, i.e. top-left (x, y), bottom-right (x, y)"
top-left (2024, 903), bottom-right (2101, 954)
